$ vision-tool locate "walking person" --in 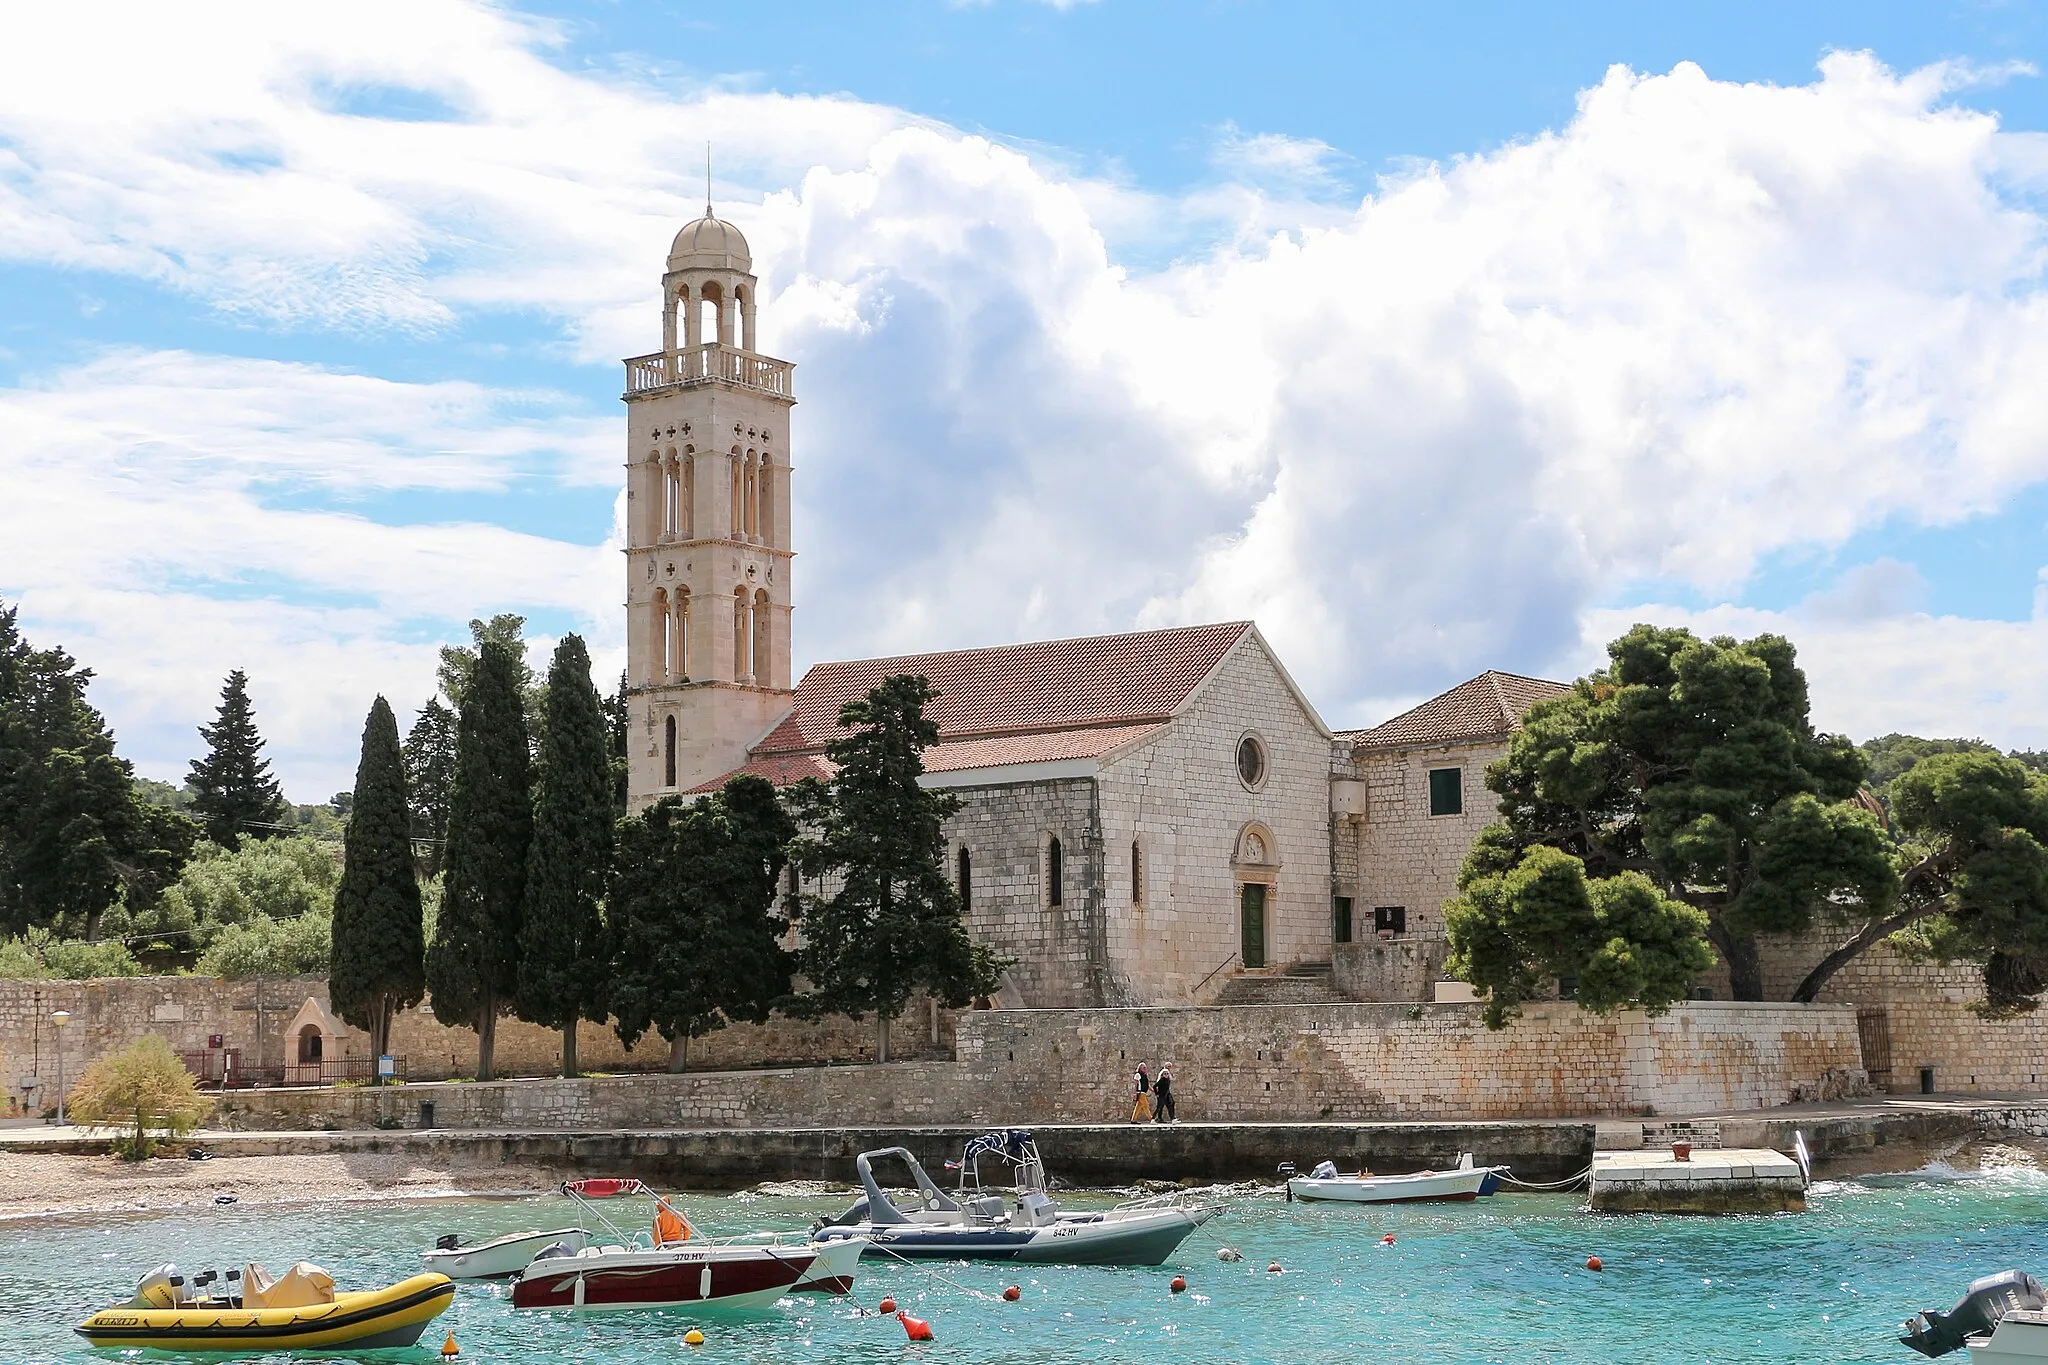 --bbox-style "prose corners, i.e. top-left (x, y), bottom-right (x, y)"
top-left (1130, 1062), bottom-right (1152, 1123)
top-left (1152, 1063), bottom-right (1176, 1123)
